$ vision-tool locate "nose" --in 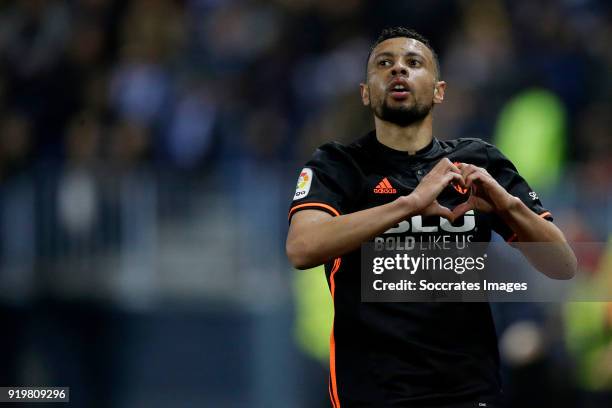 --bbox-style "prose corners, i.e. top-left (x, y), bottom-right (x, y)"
top-left (391, 61), bottom-right (408, 76)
